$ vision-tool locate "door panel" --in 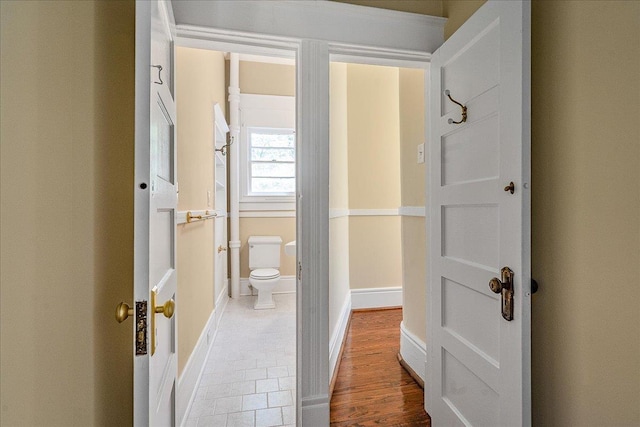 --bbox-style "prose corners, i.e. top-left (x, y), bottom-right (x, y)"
top-left (135, 0), bottom-right (177, 425)
top-left (440, 23), bottom-right (499, 117)
top-left (427, 2), bottom-right (531, 426)
top-left (442, 277), bottom-right (500, 363)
